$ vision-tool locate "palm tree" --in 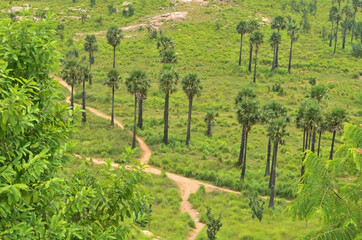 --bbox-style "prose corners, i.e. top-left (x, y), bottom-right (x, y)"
top-left (106, 26), bottom-right (123, 69)
top-left (204, 111), bottom-right (216, 137)
top-left (84, 34), bottom-right (98, 85)
top-left (329, 6), bottom-right (339, 47)
top-left (342, 5), bottom-right (353, 49)
top-left (159, 64), bottom-right (179, 145)
top-left (308, 84), bottom-right (328, 103)
top-left (316, 115), bottom-right (328, 157)
top-left (181, 73), bottom-right (203, 146)
top-left (235, 87), bottom-right (256, 167)
top-left (303, 100), bottom-right (322, 153)
top-left (326, 108), bottom-right (347, 160)
top-left (268, 118), bottom-right (288, 208)
top-left (337, 0), bottom-right (344, 10)
top-left (250, 31), bottom-right (264, 83)
top-left (271, 16), bottom-right (287, 68)
top-left (61, 59), bottom-right (81, 110)
top-left (333, 12), bottom-right (342, 54)
top-left (125, 70), bottom-right (150, 149)
top-left (260, 101), bottom-right (288, 176)
top-left (296, 101), bottom-right (308, 176)
top-left (104, 69), bottom-right (121, 127)
top-left (247, 20), bottom-right (260, 72)
top-left (137, 79), bottom-right (151, 129)
top-left (236, 98), bottom-right (260, 180)
top-left (157, 36), bottom-right (175, 53)
top-left (351, 0), bottom-right (360, 42)
top-left (287, 20), bottom-right (300, 73)
top-left (79, 65), bottom-right (91, 122)
top-left (161, 49), bottom-right (177, 64)
top-left (236, 20), bottom-right (248, 66)
top-left (269, 32), bottom-right (281, 71)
